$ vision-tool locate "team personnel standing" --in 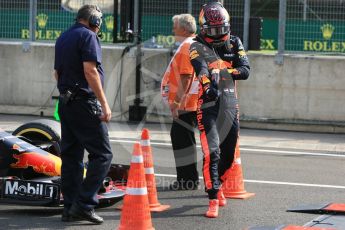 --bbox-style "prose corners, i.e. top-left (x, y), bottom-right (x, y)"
top-left (189, 2), bottom-right (250, 218)
top-left (54, 4), bottom-right (112, 224)
top-left (161, 14), bottom-right (200, 190)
